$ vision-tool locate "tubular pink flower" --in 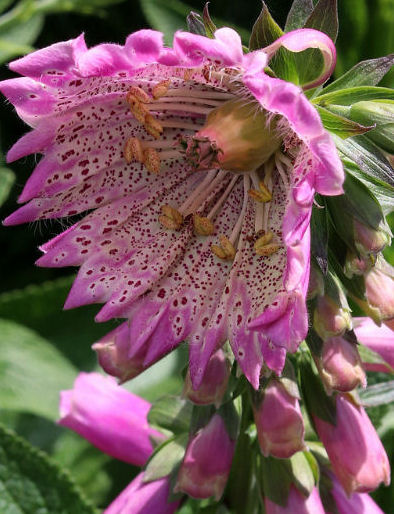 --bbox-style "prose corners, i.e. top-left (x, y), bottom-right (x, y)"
top-left (104, 473), bottom-right (180, 514)
top-left (353, 317), bottom-right (394, 372)
top-left (313, 394), bottom-right (390, 495)
top-left (327, 472), bottom-right (384, 514)
top-left (59, 372), bottom-right (164, 466)
top-left (264, 486), bottom-right (325, 514)
top-left (1, 27), bottom-right (343, 389)
top-left (253, 379), bottom-right (305, 459)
